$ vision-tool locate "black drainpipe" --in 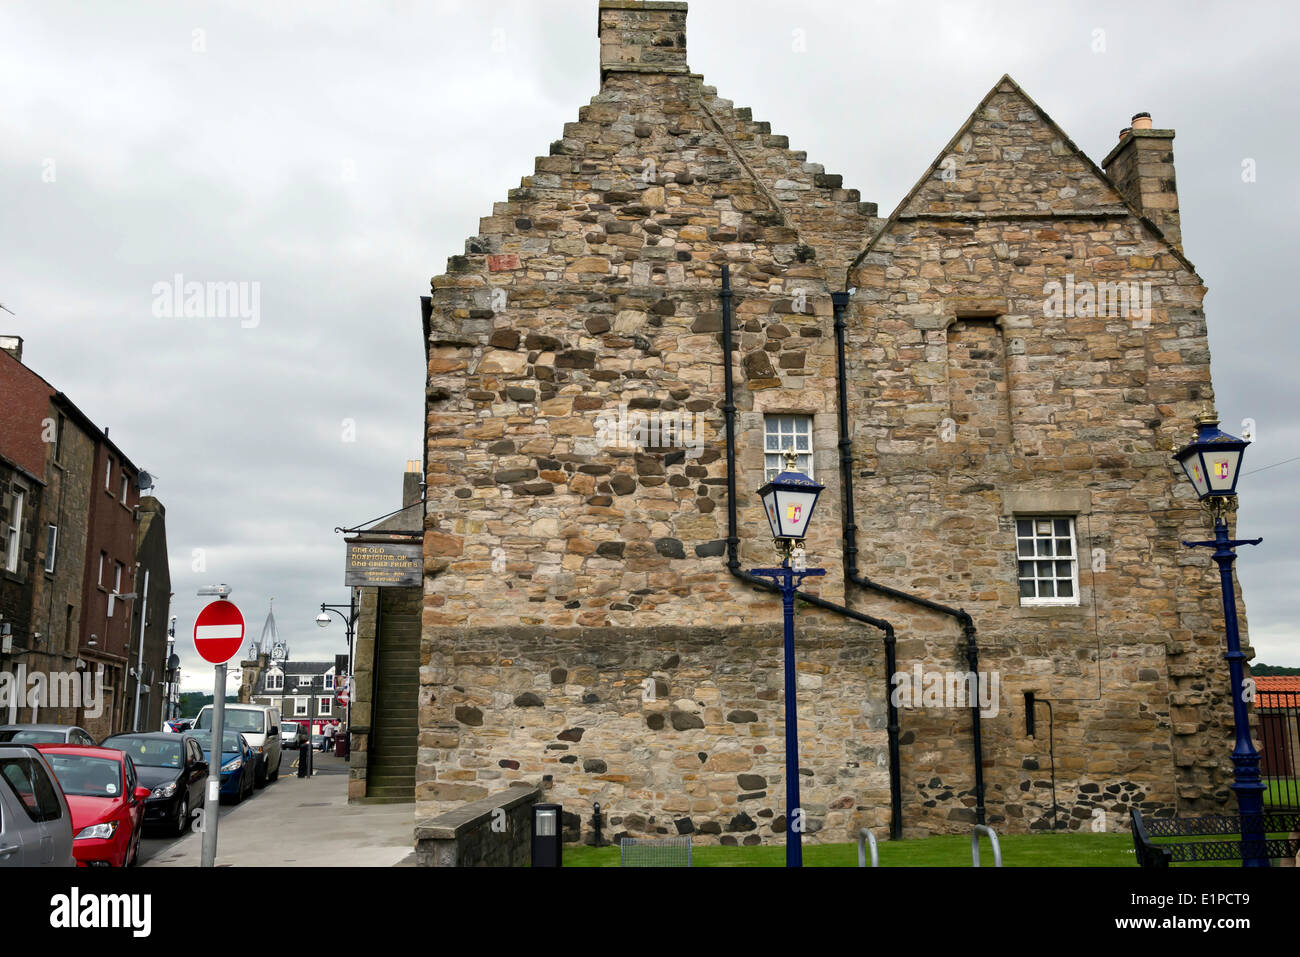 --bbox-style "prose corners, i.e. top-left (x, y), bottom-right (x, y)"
top-left (720, 265), bottom-right (903, 839)
top-left (830, 290), bottom-right (986, 827)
